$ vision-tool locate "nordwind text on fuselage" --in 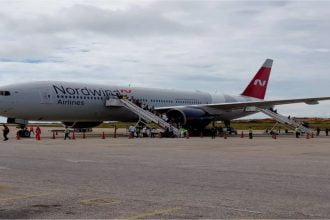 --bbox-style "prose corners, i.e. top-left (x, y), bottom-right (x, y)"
top-left (53, 85), bottom-right (122, 106)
